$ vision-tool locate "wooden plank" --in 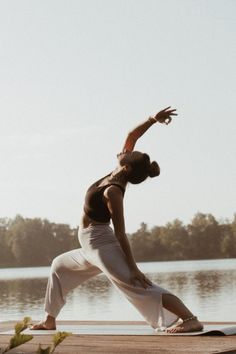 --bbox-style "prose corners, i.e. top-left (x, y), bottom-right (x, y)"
top-left (54, 336), bottom-right (236, 354)
top-left (0, 321), bottom-right (236, 354)
top-left (212, 350), bottom-right (236, 354)
top-left (6, 335), bottom-right (54, 354)
top-left (5, 334), bottom-right (236, 354)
